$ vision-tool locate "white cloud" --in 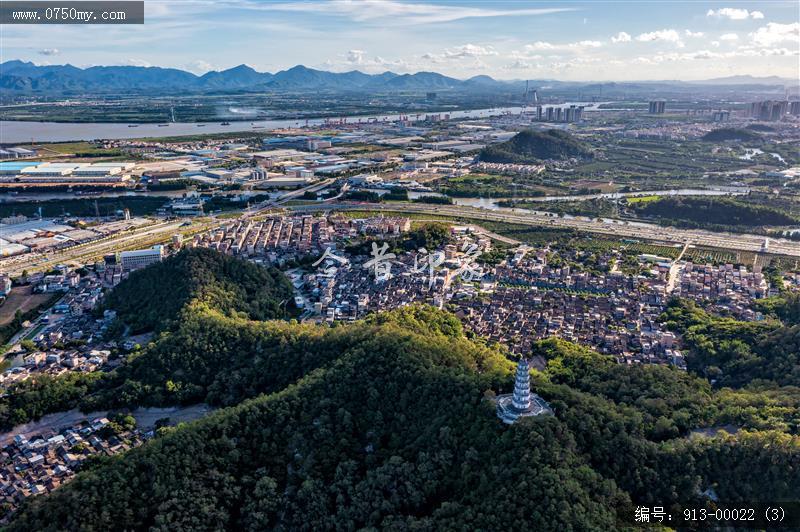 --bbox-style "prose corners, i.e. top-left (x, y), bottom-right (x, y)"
top-left (525, 41), bottom-right (556, 51)
top-left (711, 41), bottom-right (720, 47)
top-left (37, 48), bottom-right (60, 56)
top-left (185, 60), bottom-right (215, 74)
top-left (126, 58), bottom-right (152, 67)
top-left (263, 0), bottom-right (574, 25)
top-left (633, 46), bottom-right (799, 65)
top-left (443, 44), bottom-right (498, 58)
top-left (503, 59), bottom-right (541, 70)
top-left (329, 51), bottom-right (413, 72)
top-left (684, 30), bottom-right (704, 38)
top-left (750, 22), bottom-right (800, 47)
top-left (524, 40), bottom-right (603, 52)
top-left (417, 44), bottom-right (497, 66)
top-left (706, 8), bottom-right (763, 20)
top-left (611, 31), bottom-right (632, 43)
top-left (346, 49), bottom-right (367, 64)
top-left (720, 33), bottom-right (739, 41)
top-left (636, 29), bottom-right (683, 46)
